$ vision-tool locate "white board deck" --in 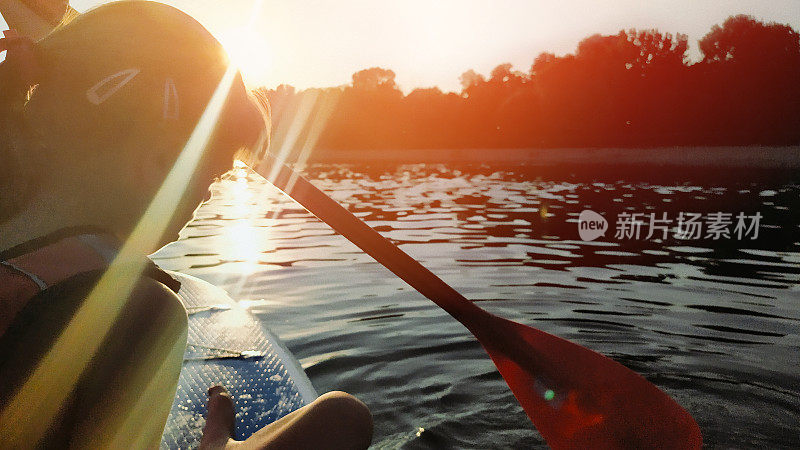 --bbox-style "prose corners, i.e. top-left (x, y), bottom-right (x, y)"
top-left (161, 271), bottom-right (317, 448)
